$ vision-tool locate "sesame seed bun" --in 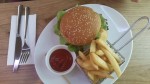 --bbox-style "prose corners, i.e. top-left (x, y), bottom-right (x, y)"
top-left (60, 6), bottom-right (101, 45)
